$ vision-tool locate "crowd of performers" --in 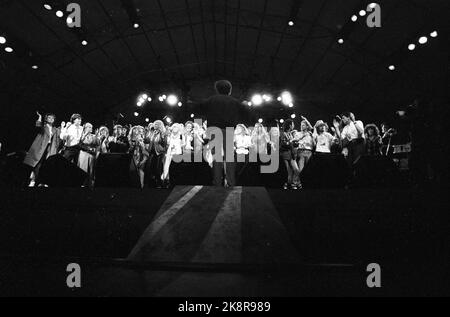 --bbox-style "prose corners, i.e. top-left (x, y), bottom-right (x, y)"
top-left (22, 109), bottom-right (395, 189)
